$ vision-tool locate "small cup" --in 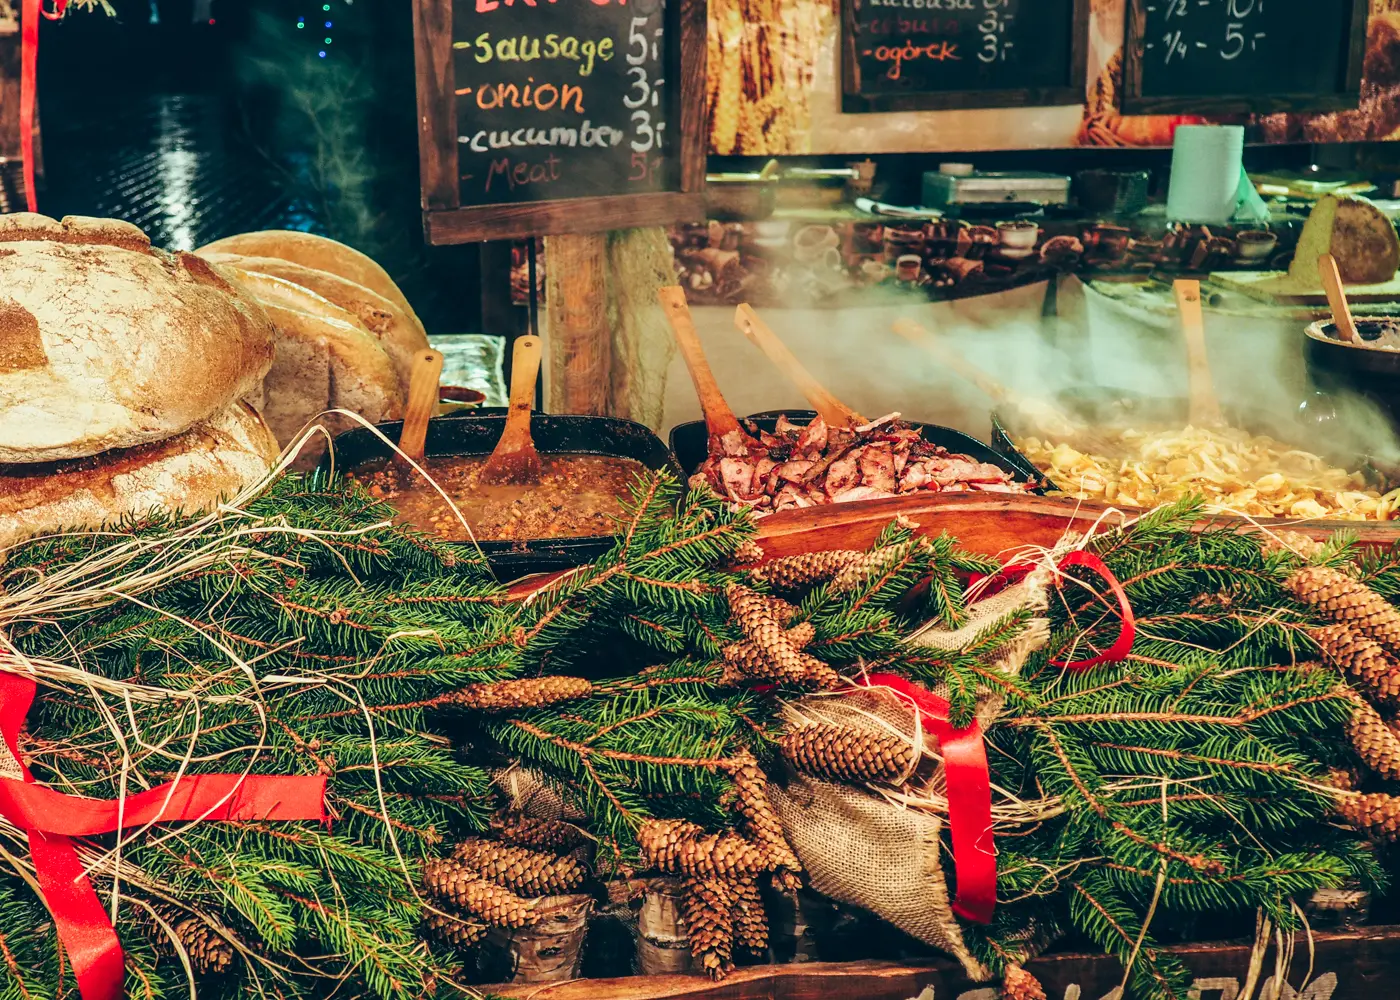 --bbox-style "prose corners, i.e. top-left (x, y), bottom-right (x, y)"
top-left (895, 254), bottom-right (923, 282)
top-left (1233, 229), bottom-right (1278, 262)
top-left (996, 220), bottom-right (1041, 259)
